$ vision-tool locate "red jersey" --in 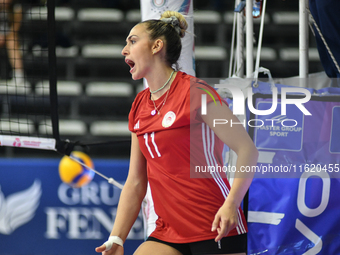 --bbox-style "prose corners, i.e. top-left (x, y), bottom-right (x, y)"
top-left (128, 71), bottom-right (247, 243)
